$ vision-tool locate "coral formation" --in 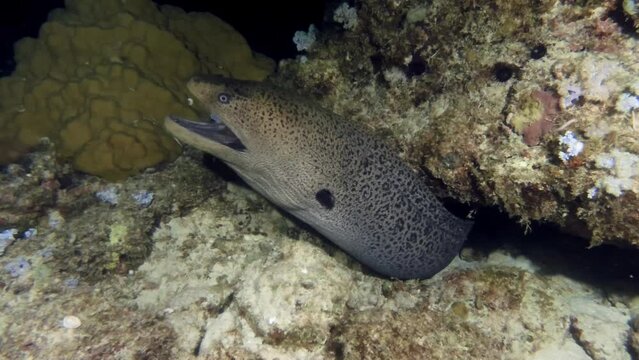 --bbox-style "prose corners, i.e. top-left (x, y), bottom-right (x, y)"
top-left (0, 281), bottom-right (177, 359)
top-left (0, 0), bottom-right (273, 180)
top-left (0, 140), bottom-right (71, 230)
top-left (278, 0), bottom-right (639, 248)
top-left (49, 154), bottom-right (225, 281)
top-left (129, 178), bottom-right (636, 359)
top-left (1, 137), bottom-right (637, 359)
top-left (0, 142), bottom-right (224, 281)
top-left (1, 1), bottom-right (638, 358)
